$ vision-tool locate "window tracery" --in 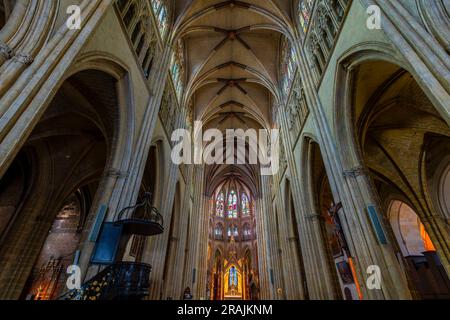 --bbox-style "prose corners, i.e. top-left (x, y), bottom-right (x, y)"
top-left (227, 190), bottom-right (238, 219)
top-left (117, 0), bottom-right (159, 78)
top-left (150, 0), bottom-right (169, 38)
top-left (301, 0), bottom-right (350, 82)
top-left (298, 0), bottom-right (315, 33)
top-left (216, 192), bottom-right (225, 217)
top-left (280, 38), bottom-right (297, 101)
top-left (227, 225), bottom-right (239, 238)
top-left (214, 224), bottom-right (224, 240)
top-left (241, 193), bottom-right (250, 217)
